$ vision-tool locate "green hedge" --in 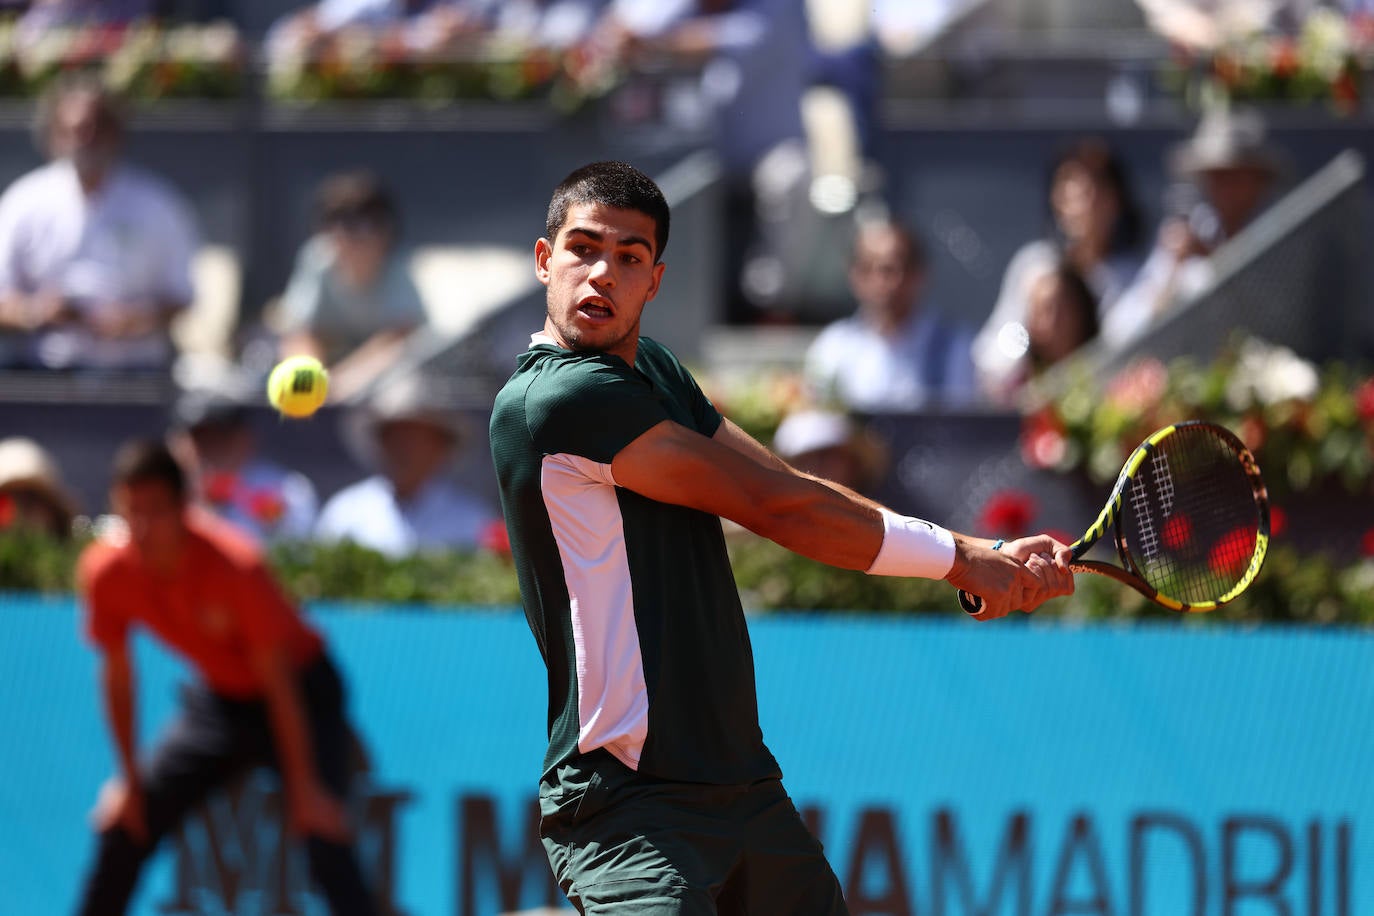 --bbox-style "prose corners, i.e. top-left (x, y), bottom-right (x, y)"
top-left (3, 529), bottom-right (1372, 625)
